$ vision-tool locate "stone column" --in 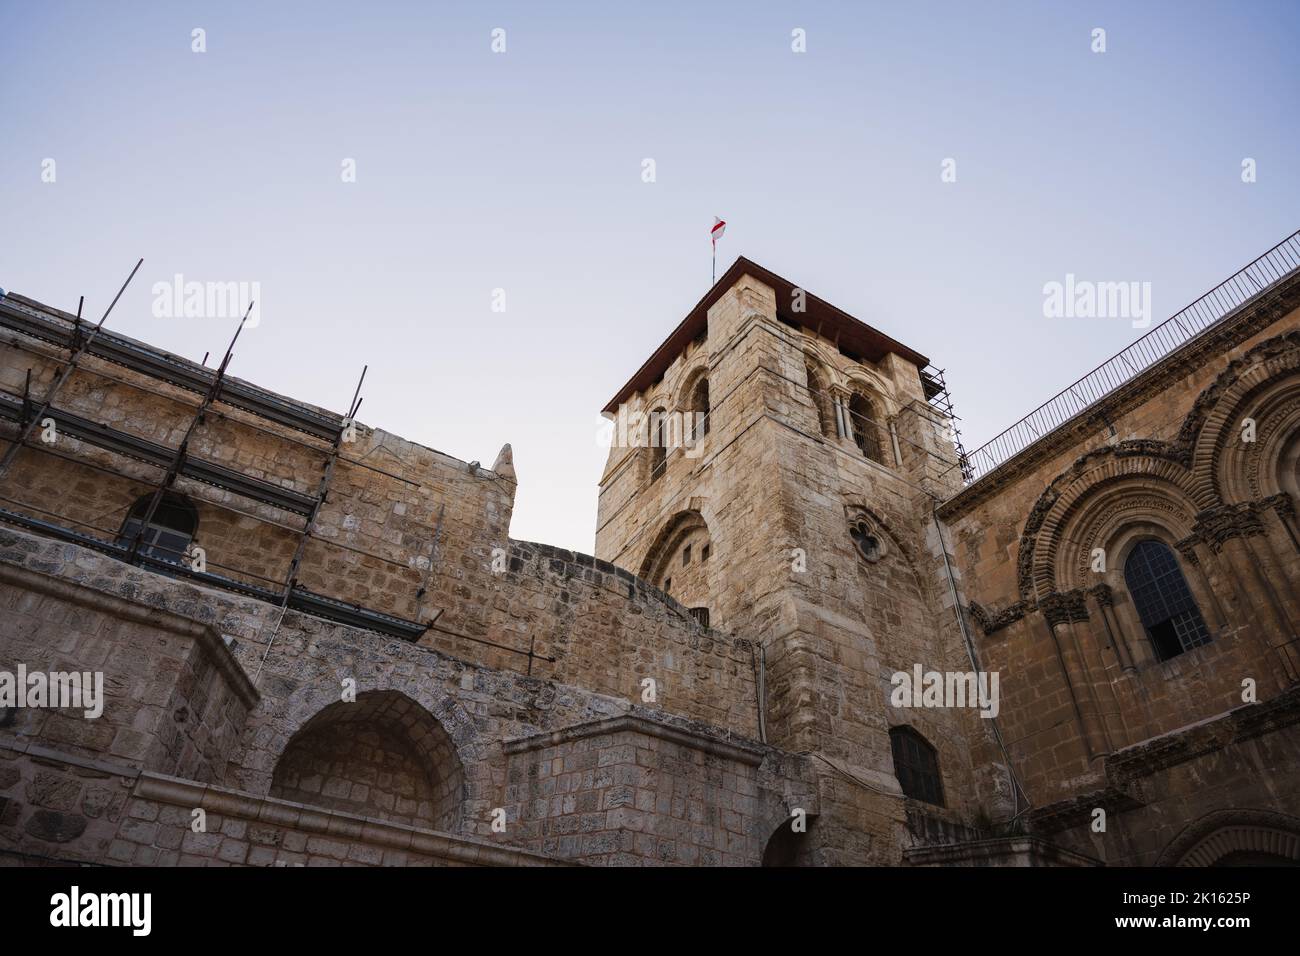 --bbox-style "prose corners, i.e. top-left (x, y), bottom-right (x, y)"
top-left (830, 387), bottom-right (851, 445)
top-left (1247, 505), bottom-right (1300, 625)
top-left (1230, 534), bottom-right (1300, 684)
top-left (1264, 492), bottom-right (1300, 554)
top-left (1088, 584), bottom-right (1135, 673)
top-left (888, 419), bottom-right (903, 469)
top-left (1174, 537), bottom-right (1230, 629)
top-left (1040, 591), bottom-right (1107, 760)
top-left (1193, 497), bottom-right (1299, 688)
